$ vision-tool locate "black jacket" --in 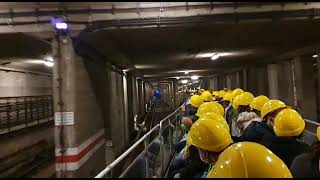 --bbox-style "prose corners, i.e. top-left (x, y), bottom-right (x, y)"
top-left (232, 121), bottom-right (273, 143)
top-left (178, 145), bottom-right (209, 178)
top-left (259, 133), bottom-right (309, 167)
